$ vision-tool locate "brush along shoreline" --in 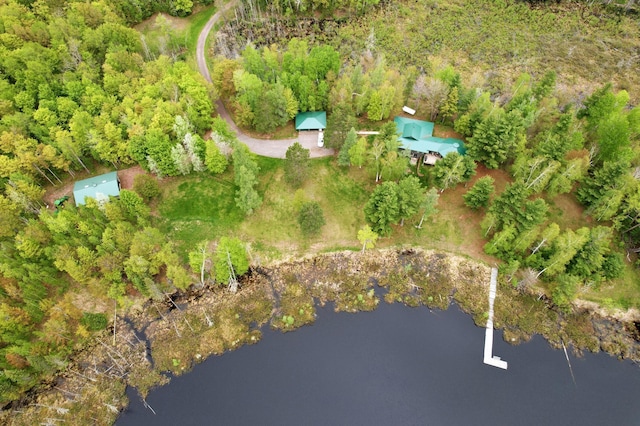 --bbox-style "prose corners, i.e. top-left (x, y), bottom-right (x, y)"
top-left (2, 248), bottom-right (639, 425)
